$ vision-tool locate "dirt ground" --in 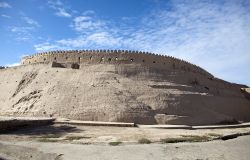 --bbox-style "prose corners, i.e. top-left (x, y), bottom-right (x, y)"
top-left (0, 124), bottom-right (250, 160)
top-left (1, 124), bottom-right (250, 143)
